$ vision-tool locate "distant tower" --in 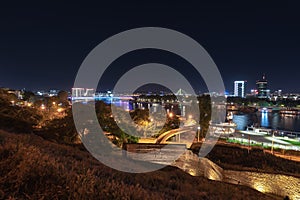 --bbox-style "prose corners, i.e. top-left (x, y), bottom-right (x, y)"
top-left (256, 74), bottom-right (270, 98)
top-left (234, 81), bottom-right (246, 98)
